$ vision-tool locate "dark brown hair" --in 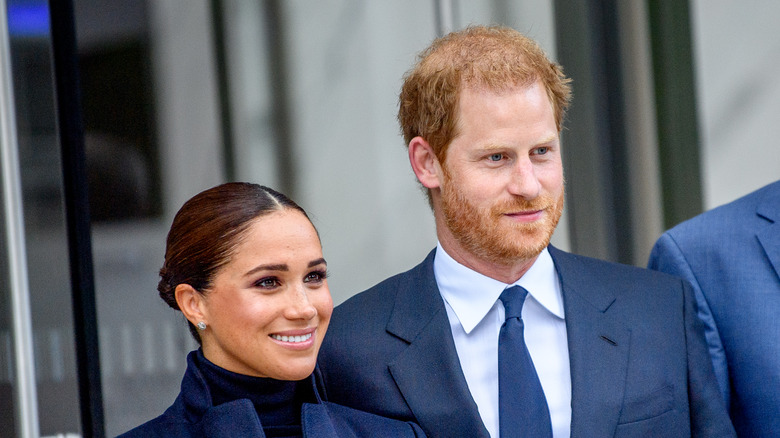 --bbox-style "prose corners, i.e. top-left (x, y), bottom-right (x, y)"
top-left (398, 25), bottom-right (572, 165)
top-left (158, 182), bottom-right (311, 343)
